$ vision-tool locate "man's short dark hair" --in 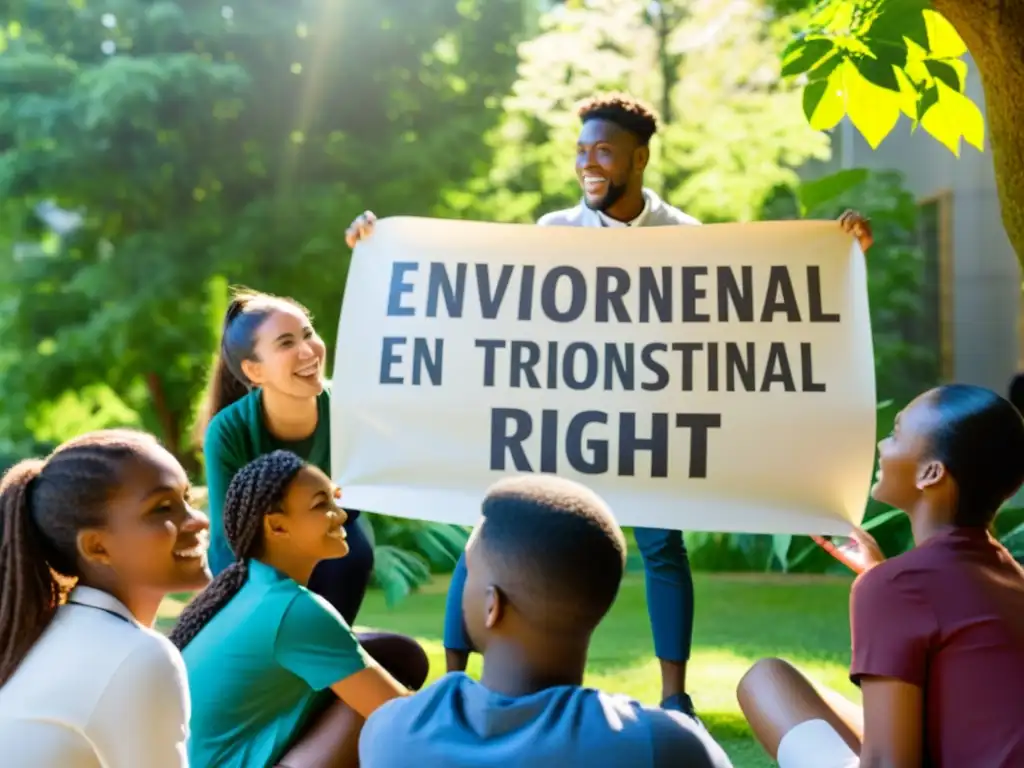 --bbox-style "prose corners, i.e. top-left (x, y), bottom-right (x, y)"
top-left (577, 93), bottom-right (659, 145)
top-left (477, 475), bottom-right (626, 634)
